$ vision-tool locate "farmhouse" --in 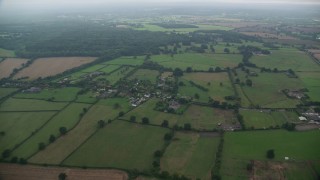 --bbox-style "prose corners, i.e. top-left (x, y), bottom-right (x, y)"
top-left (283, 89), bottom-right (306, 99)
top-left (302, 113), bottom-right (320, 121)
top-left (168, 100), bottom-right (181, 110)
